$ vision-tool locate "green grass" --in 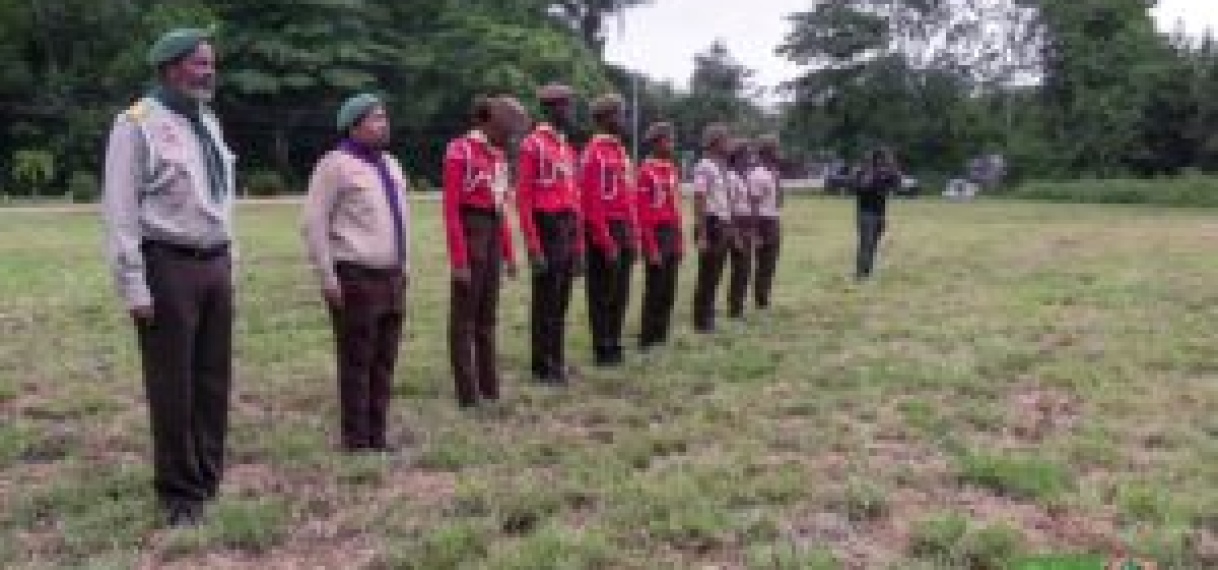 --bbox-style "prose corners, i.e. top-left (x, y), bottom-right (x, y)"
top-left (956, 451), bottom-right (1074, 502)
top-left (2, 196), bottom-right (1218, 567)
